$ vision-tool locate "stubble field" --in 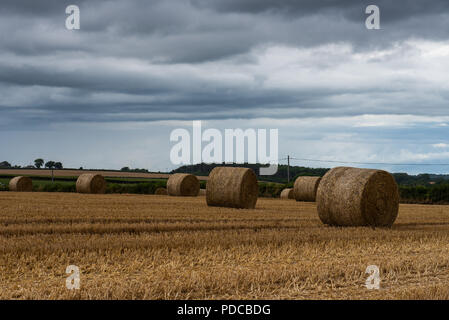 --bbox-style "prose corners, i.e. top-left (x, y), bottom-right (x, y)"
top-left (0, 169), bottom-right (208, 180)
top-left (1, 191), bottom-right (449, 299)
